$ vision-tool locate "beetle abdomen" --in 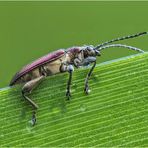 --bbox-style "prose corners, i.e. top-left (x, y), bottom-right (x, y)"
top-left (10, 49), bottom-right (65, 86)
